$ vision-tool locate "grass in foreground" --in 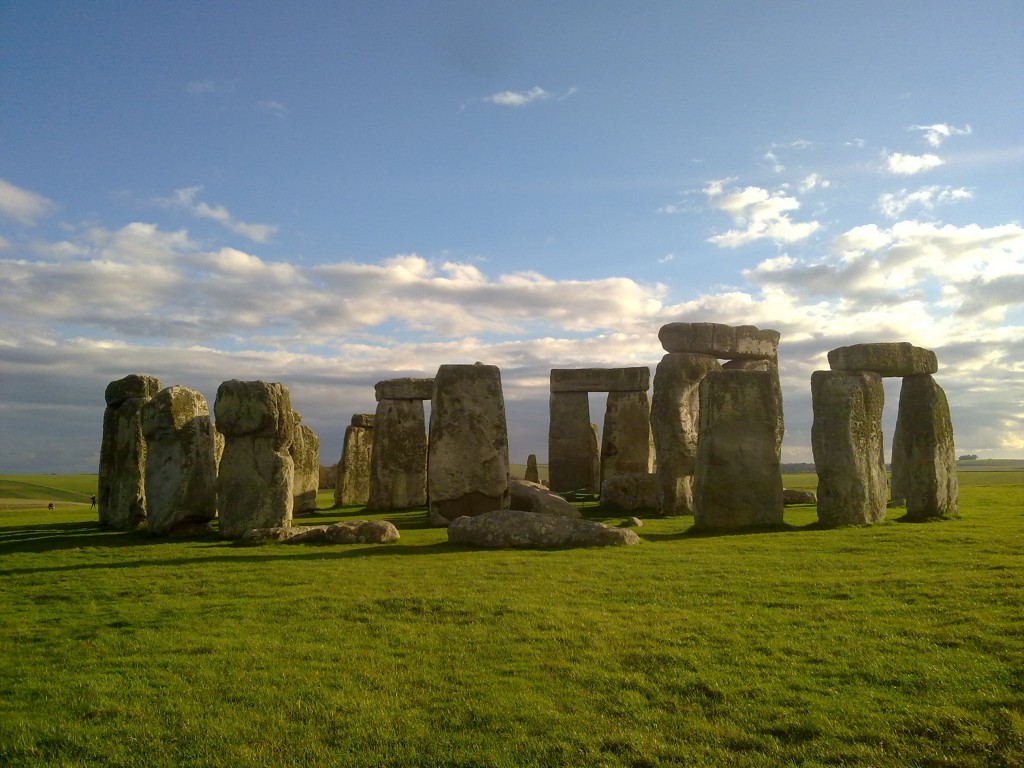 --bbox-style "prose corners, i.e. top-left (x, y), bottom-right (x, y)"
top-left (0, 474), bottom-right (1021, 767)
